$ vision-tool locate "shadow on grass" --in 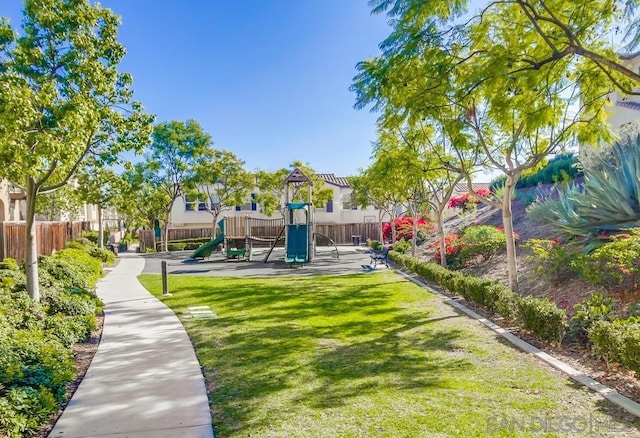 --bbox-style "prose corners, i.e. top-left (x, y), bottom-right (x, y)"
top-left (153, 274), bottom-right (475, 435)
